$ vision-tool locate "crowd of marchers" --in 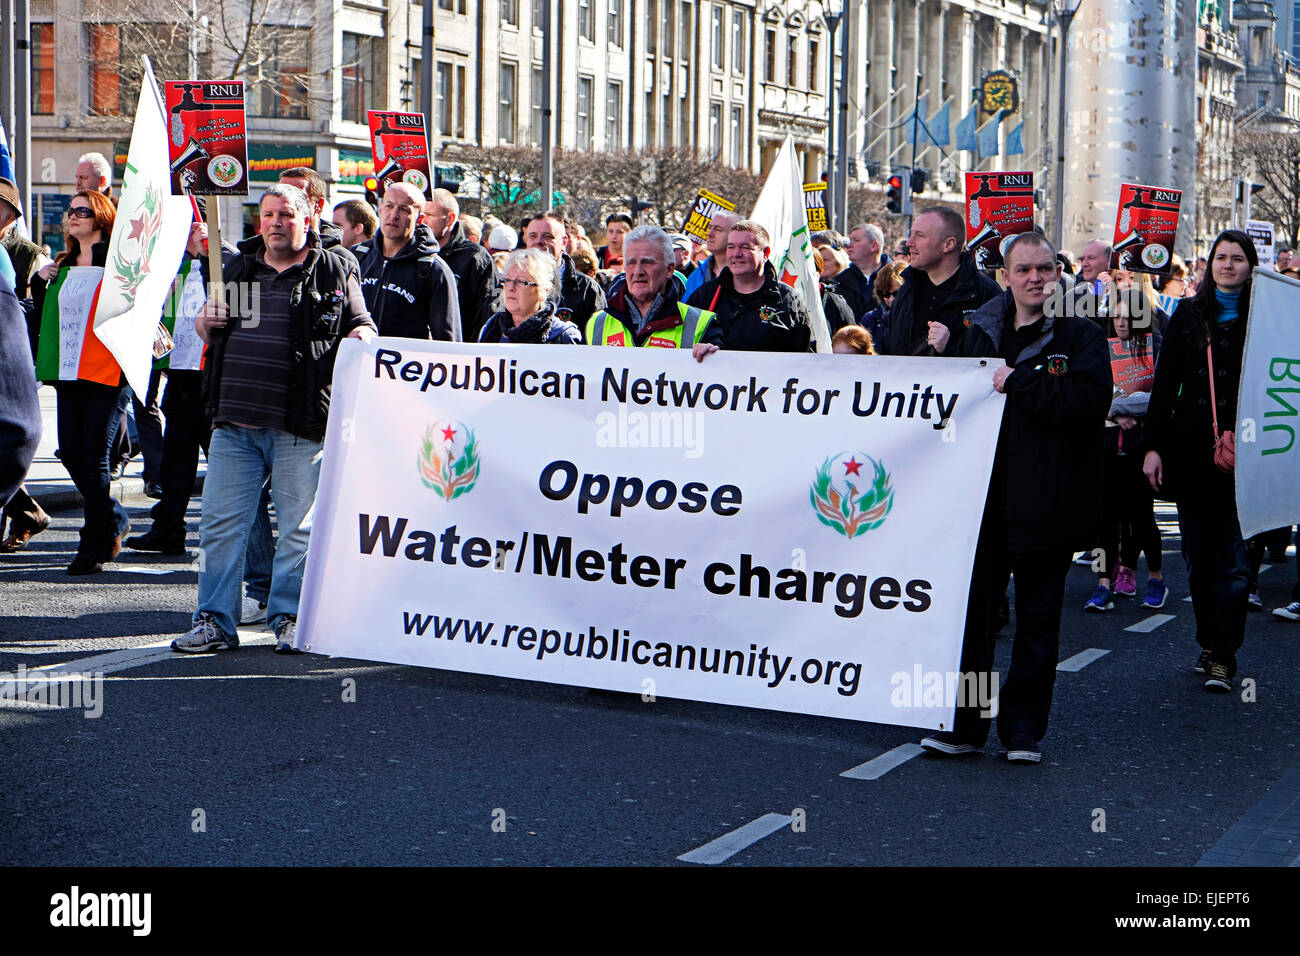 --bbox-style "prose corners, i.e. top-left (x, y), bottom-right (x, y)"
top-left (0, 153), bottom-right (1295, 766)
